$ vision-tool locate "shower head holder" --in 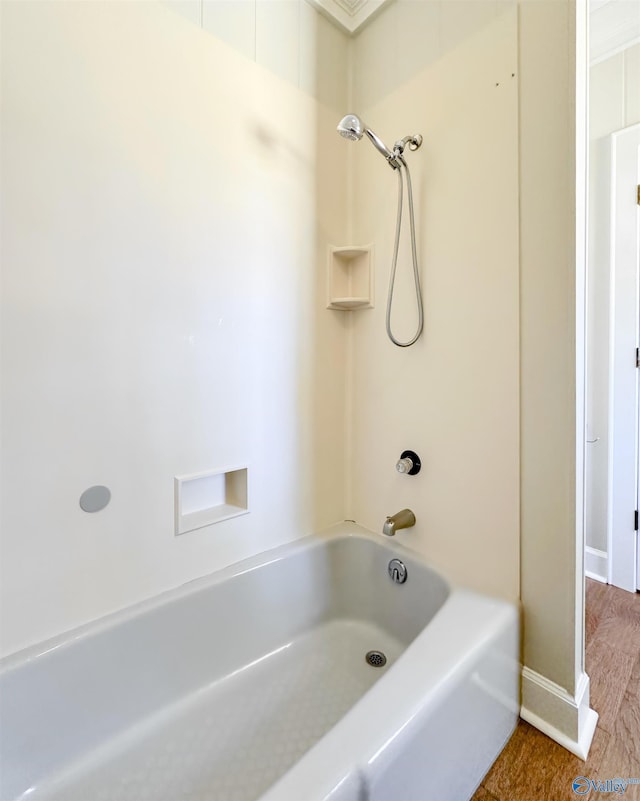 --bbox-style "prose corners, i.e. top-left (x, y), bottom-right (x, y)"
top-left (393, 134), bottom-right (423, 155)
